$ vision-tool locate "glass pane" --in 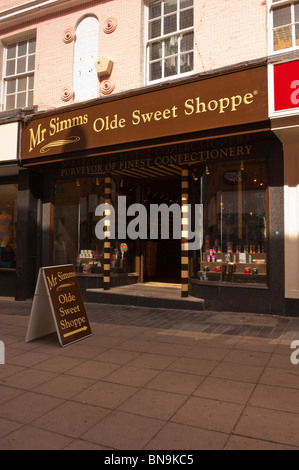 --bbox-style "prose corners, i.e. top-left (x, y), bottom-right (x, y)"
top-left (54, 181), bottom-right (79, 267)
top-left (17, 57), bottom-right (26, 74)
top-left (28, 90), bottom-right (33, 107)
top-left (149, 60), bottom-right (162, 81)
top-left (17, 77), bottom-right (27, 92)
top-left (7, 44), bottom-right (16, 60)
top-left (0, 183), bottom-right (18, 268)
top-left (165, 55), bottom-right (178, 76)
top-left (6, 59), bottom-right (15, 76)
top-left (273, 26), bottom-right (292, 50)
top-left (180, 51), bottom-right (193, 73)
top-left (6, 94), bottom-right (15, 110)
top-left (180, 8), bottom-right (193, 29)
top-left (273, 5), bottom-right (291, 28)
top-left (17, 41), bottom-right (27, 57)
top-left (164, 13), bottom-right (177, 34)
top-left (149, 19), bottom-right (161, 38)
top-left (150, 41), bottom-right (163, 60)
top-left (180, 0), bottom-right (193, 9)
top-left (28, 75), bottom-right (34, 89)
top-left (28, 54), bottom-right (35, 71)
top-left (149, 1), bottom-right (161, 19)
top-left (28, 38), bottom-right (36, 54)
top-left (6, 80), bottom-right (16, 94)
top-left (165, 0), bottom-right (177, 14)
top-left (17, 92), bottom-right (26, 108)
top-left (181, 31), bottom-right (193, 51)
top-left (194, 159), bottom-right (267, 284)
top-left (165, 36), bottom-right (178, 55)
